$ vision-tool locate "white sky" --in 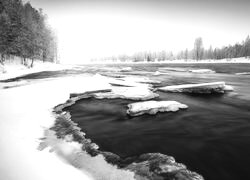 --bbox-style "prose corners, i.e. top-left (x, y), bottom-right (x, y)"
top-left (26, 0), bottom-right (250, 63)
